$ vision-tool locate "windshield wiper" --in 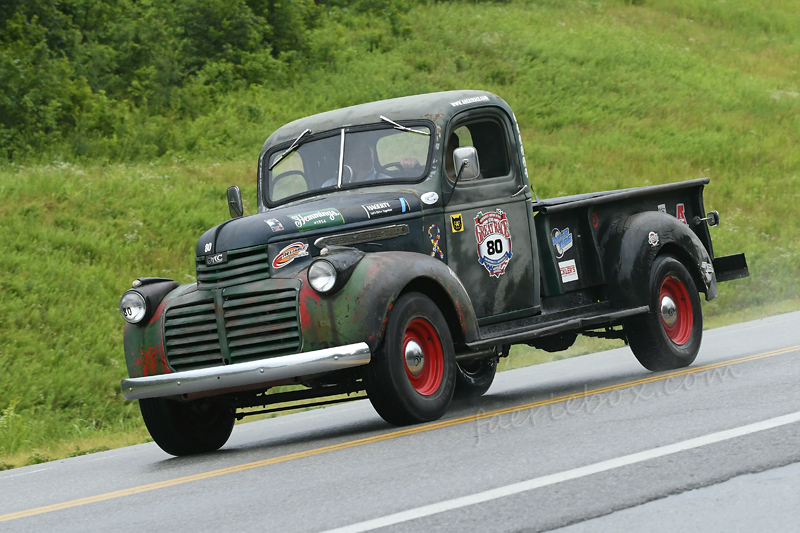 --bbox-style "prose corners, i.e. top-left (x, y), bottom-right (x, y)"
top-left (380, 116), bottom-right (429, 136)
top-left (269, 128), bottom-right (312, 170)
